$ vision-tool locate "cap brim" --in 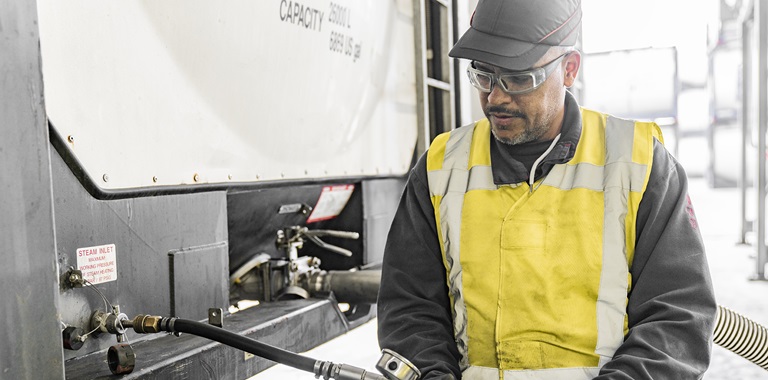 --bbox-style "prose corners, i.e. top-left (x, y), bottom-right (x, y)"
top-left (448, 27), bottom-right (551, 71)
